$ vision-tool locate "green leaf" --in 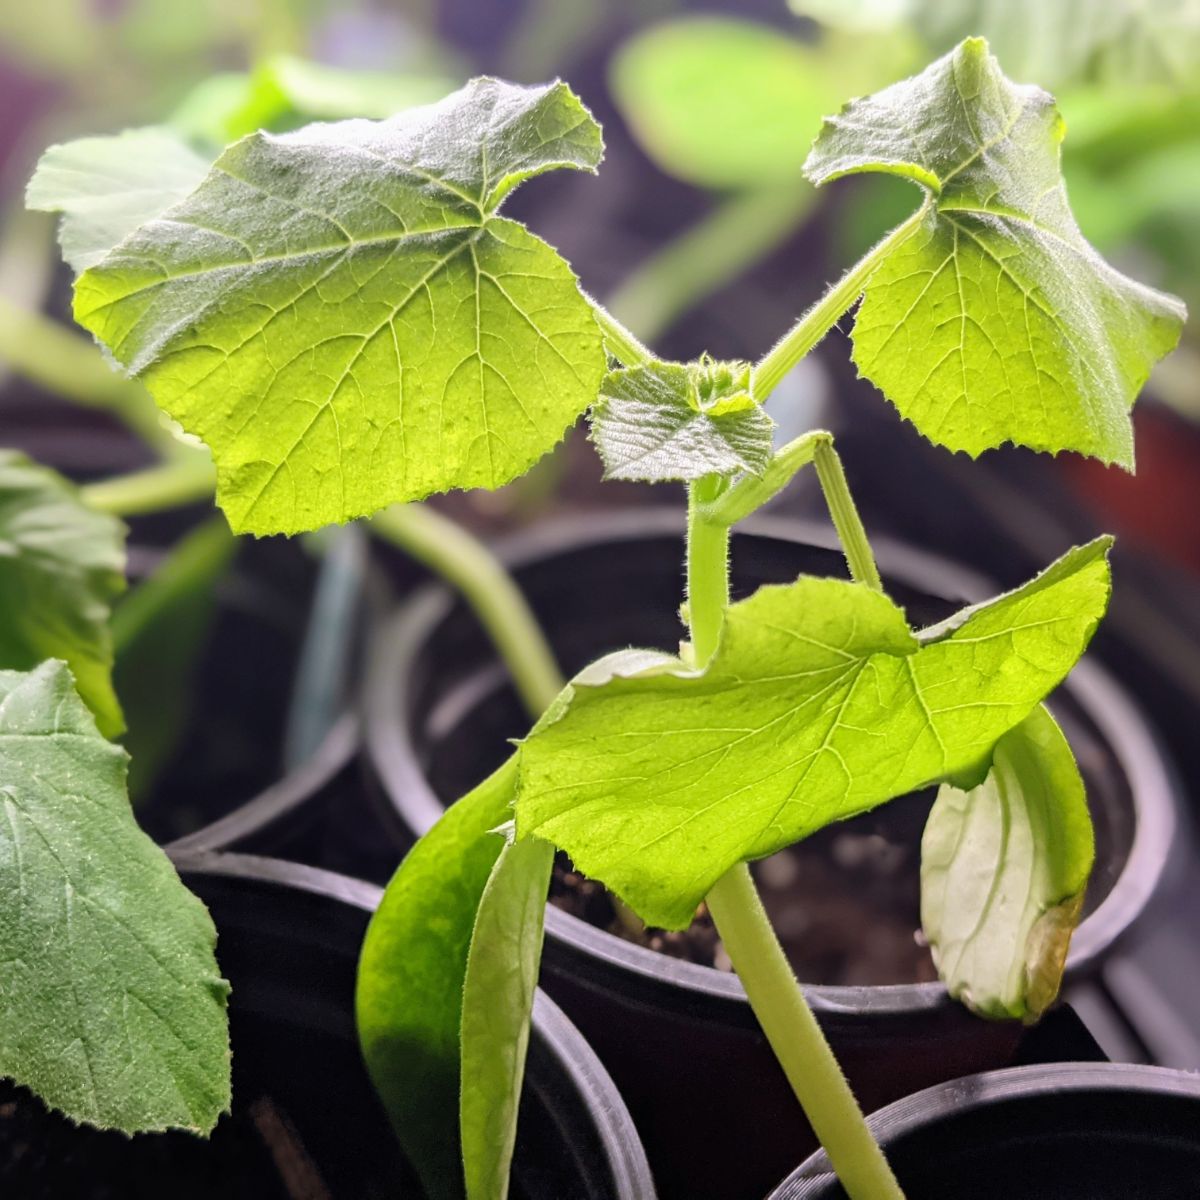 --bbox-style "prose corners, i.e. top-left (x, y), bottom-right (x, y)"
top-left (357, 757), bottom-right (514, 1198)
top-left (169, 56), bottom-right (458, 147)
top-left (0, 660), bottom-right (230, 1132)
top-left (26, 127), bottom-right (212, 273)
top-left (516, 538), bottom-right (1111, 929)
top-left (461, 830), bottom-right (553, 1200)
top-left (74, 78), bottom-right (607, 535)
top-left (0, 450), bottom-right (126, 737)
top-left (921, 704), bottom-right (1094, 1021)
top-left (610, 16), bottom-right (913, 188)
top-left (112, 517), bottom-right (235, 800)
top-left (590, 357), bottom-right (774, 482)
top-left (804, 38), bottom-right (1187, 467)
